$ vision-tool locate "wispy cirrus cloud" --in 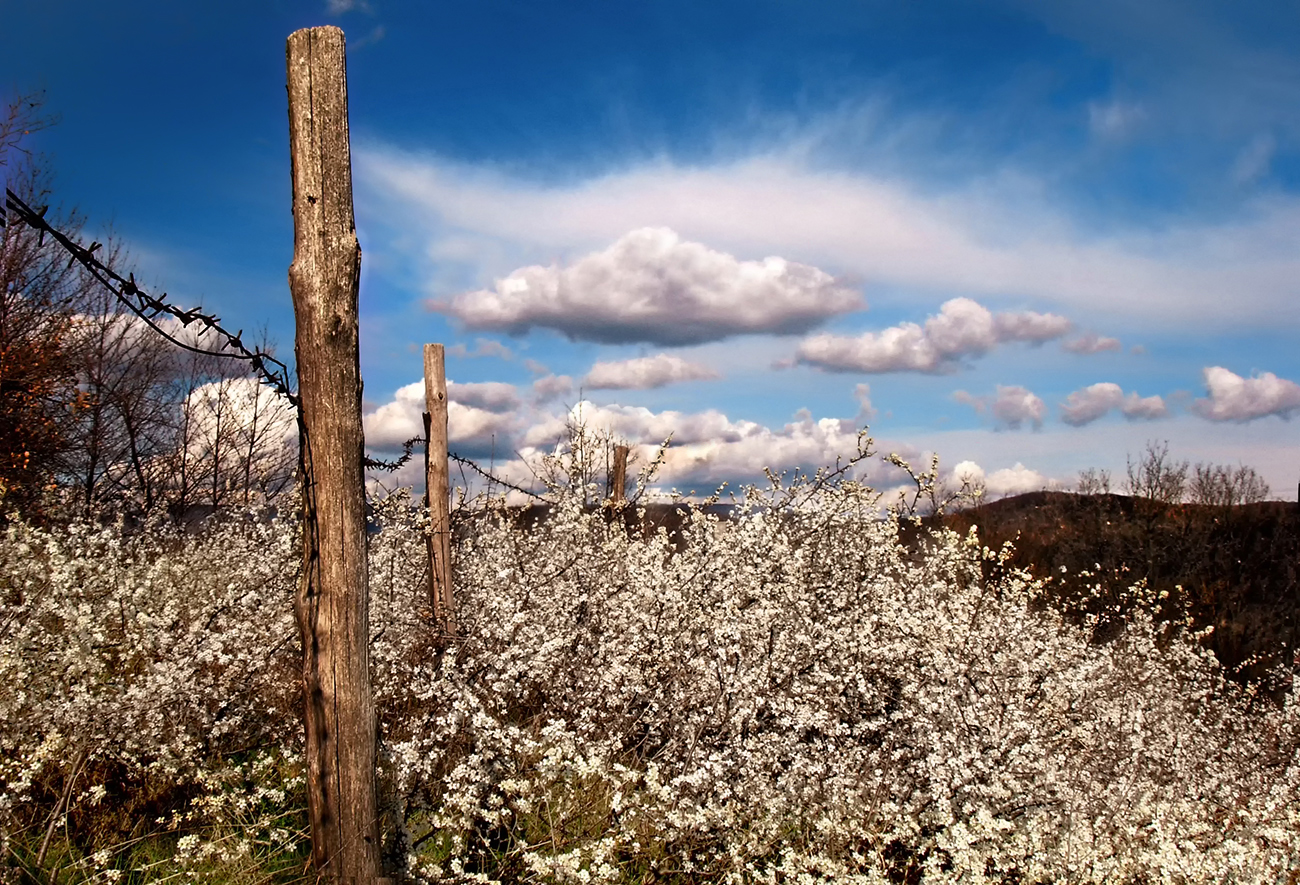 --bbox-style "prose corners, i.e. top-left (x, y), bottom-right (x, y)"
top-left (795, 298), bottom-right (1071, 374)
top-left (357, 146), bottom-right (1300, 332)
top-left (447, 338), bottom-right (515, 361)
top-left (430, 227), bottom-right (861, 345)
top-left (1192, 366), bottom-right (1300, 421)
top-left (1088, 99), bottom-right (1146, 140)
top-left (1232, 133), bottom-right (1277, 185)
